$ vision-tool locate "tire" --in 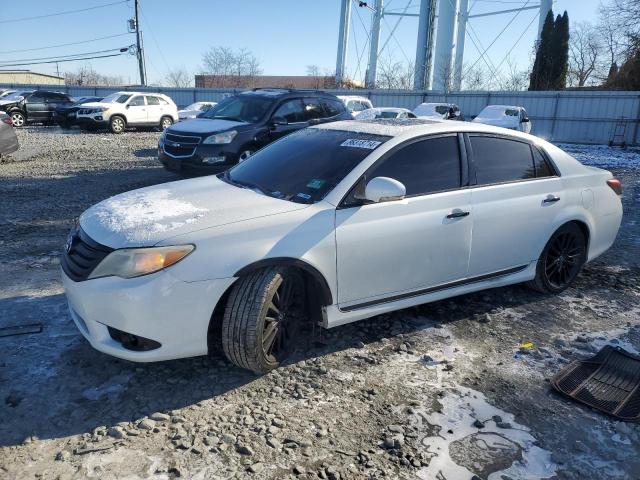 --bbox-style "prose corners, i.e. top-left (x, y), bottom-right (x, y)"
top-left (527, 223), bottom-right (587, 294)
top-left (109, 115), bottom-right (126, 134)
top-left (222, 267), bottom-right (306, 373)
top-left (11, 111), bottom-right (25, 127)
top-left (159, 116), bottom-right (173, 130)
